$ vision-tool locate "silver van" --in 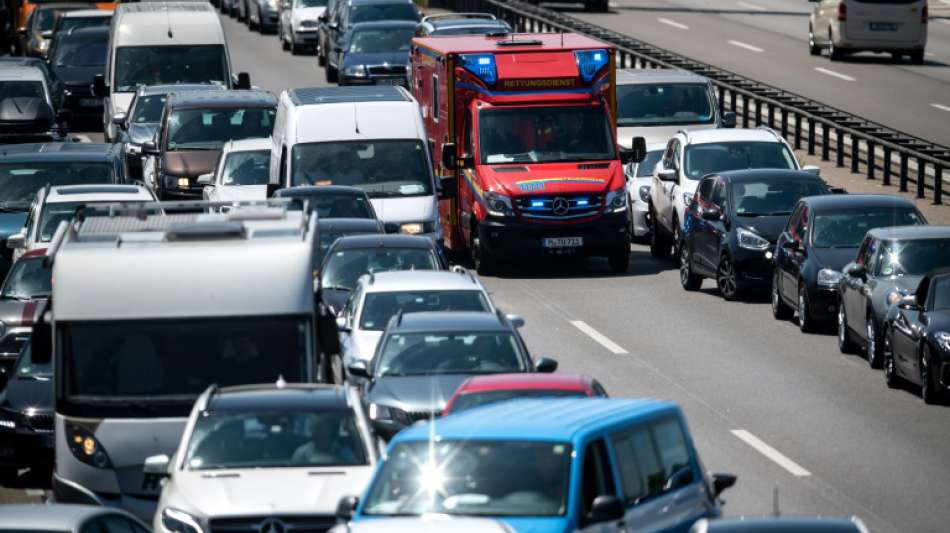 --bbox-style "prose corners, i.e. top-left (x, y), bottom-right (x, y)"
top-left (809, 0), bottom-right (928, 63)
